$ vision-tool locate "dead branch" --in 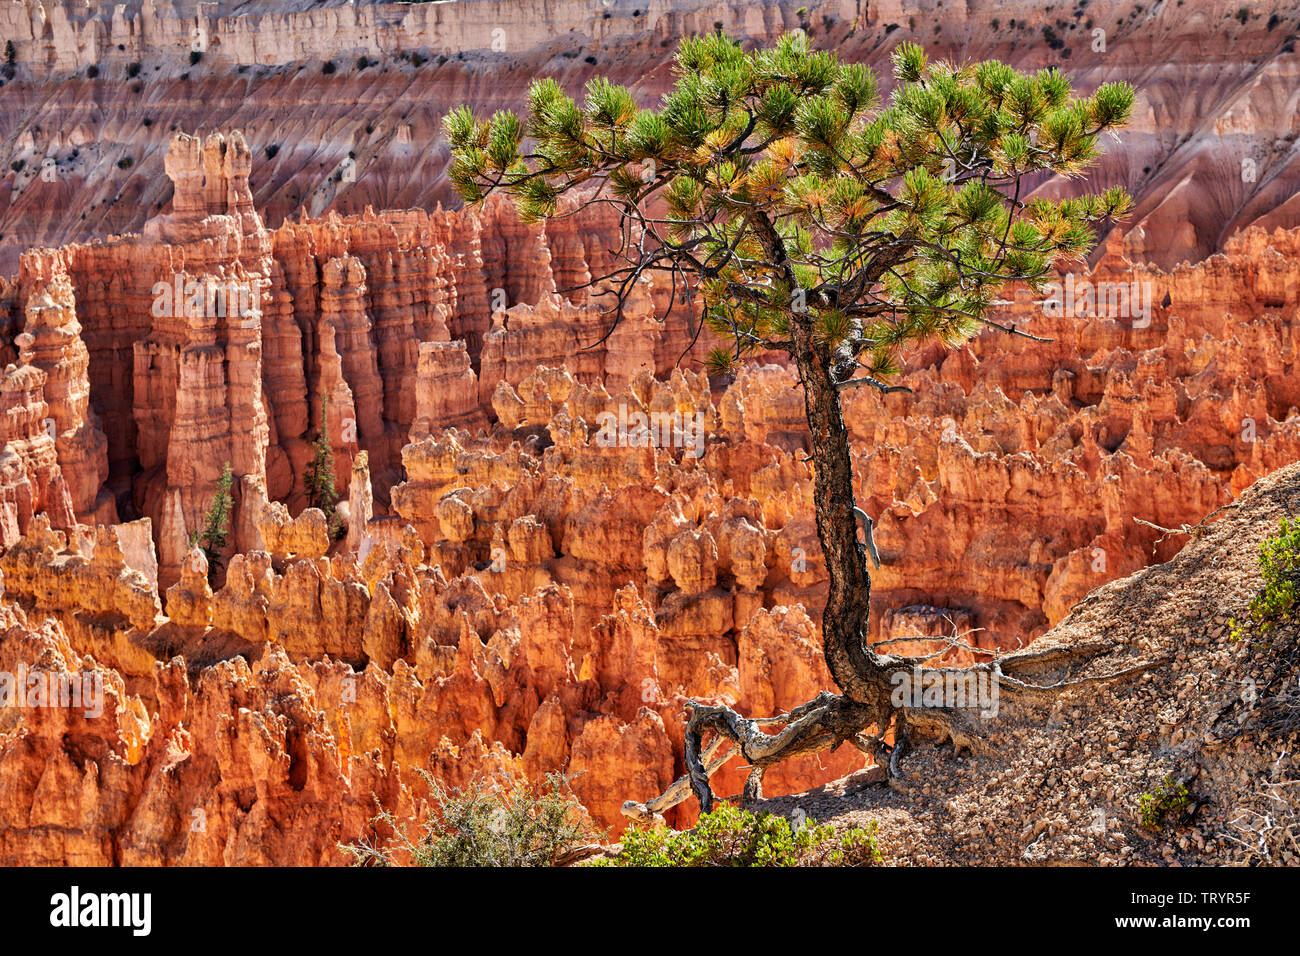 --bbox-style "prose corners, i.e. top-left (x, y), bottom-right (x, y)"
top-left (622, 639), bottom-right (1171, 821)
top-left (1133, 502), bottom-right (1237, 551)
